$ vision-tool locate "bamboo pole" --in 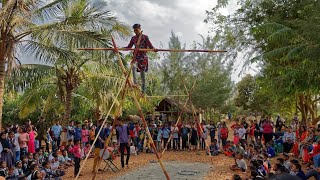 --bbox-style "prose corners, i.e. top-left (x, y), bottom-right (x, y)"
top-left (78, 47), bottom-right (227, 53)
top-left (182, 82), bottom-right (214, 166)
top-left (160, 80), bottom-right (197, 158)
top-left (111, 36), bottom-right (171, 180)
top-left (90, 32), bottom-right (145, 180)
top-left (145, 95), bottom-right (188, 98)
top-left (74, 79), bottom-right (126, 180)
